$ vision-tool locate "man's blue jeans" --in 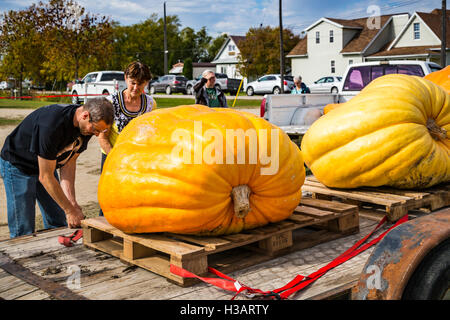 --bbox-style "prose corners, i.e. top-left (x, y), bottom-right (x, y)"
top-left (0, 158), bottom-right (67, 238)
